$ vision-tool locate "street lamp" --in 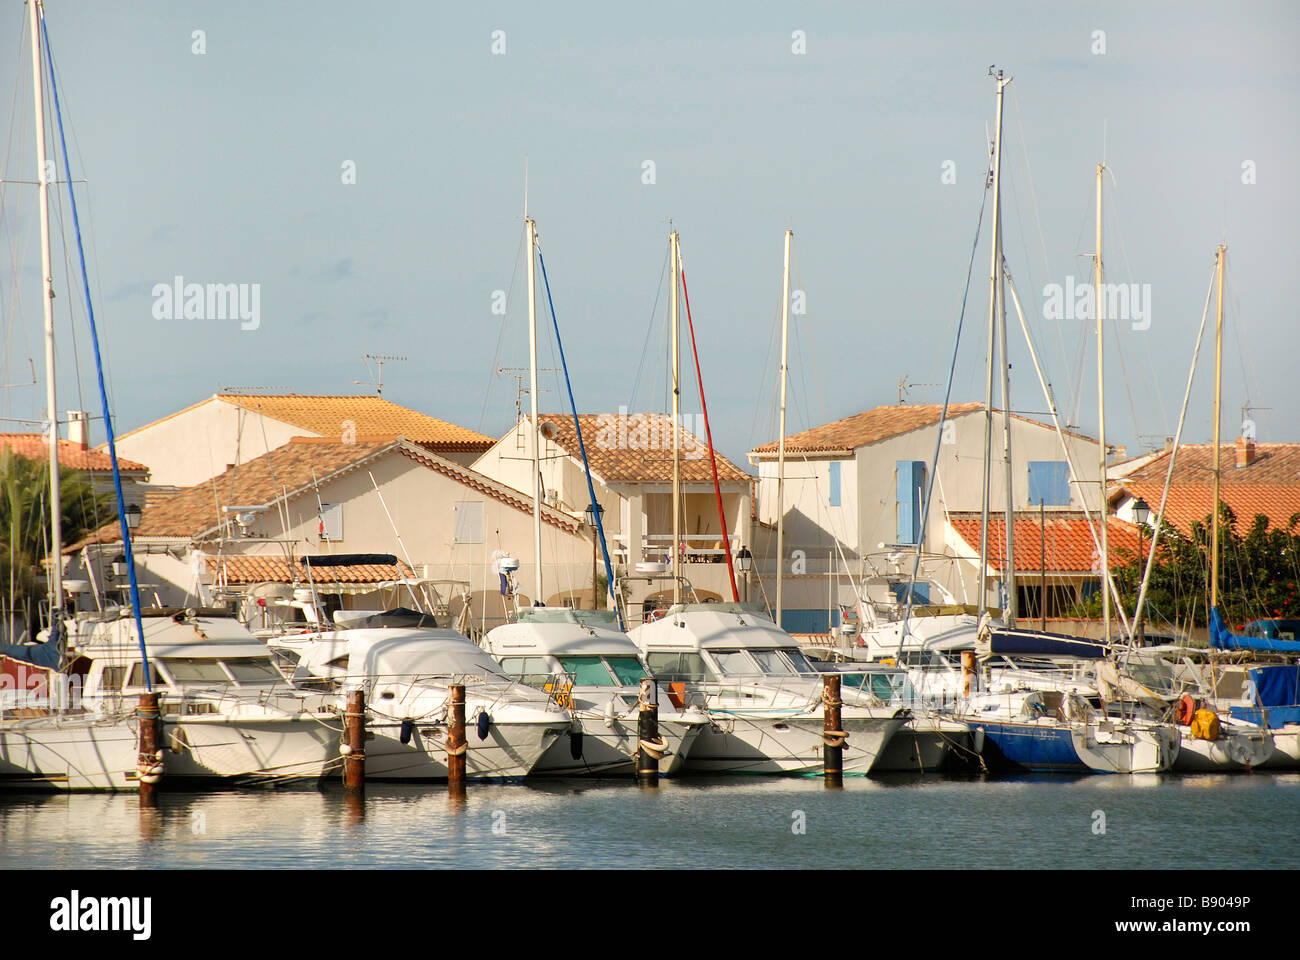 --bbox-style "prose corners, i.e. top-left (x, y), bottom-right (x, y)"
top-left (735, 547), bottom-right (753, 602)
top-left (125, 503), bottom-right (142, 535)
top-left (584, 503), bottom-right (604, 609)
top-left (1131, 497), bottom-right (1150, 643)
